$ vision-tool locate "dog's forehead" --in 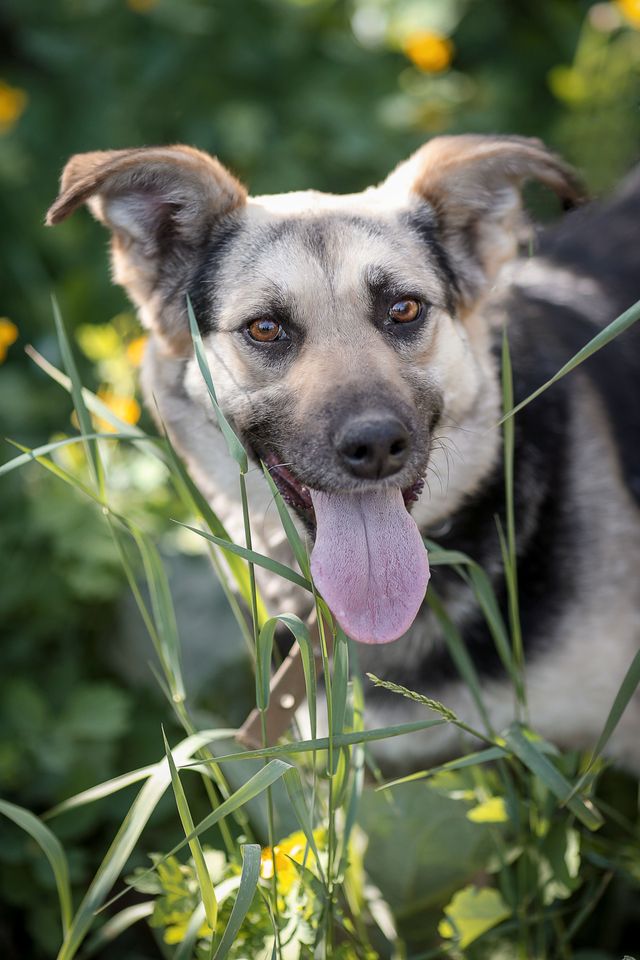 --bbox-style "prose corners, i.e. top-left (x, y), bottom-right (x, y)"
top-left (209, 191), bottom-right (444, 324)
